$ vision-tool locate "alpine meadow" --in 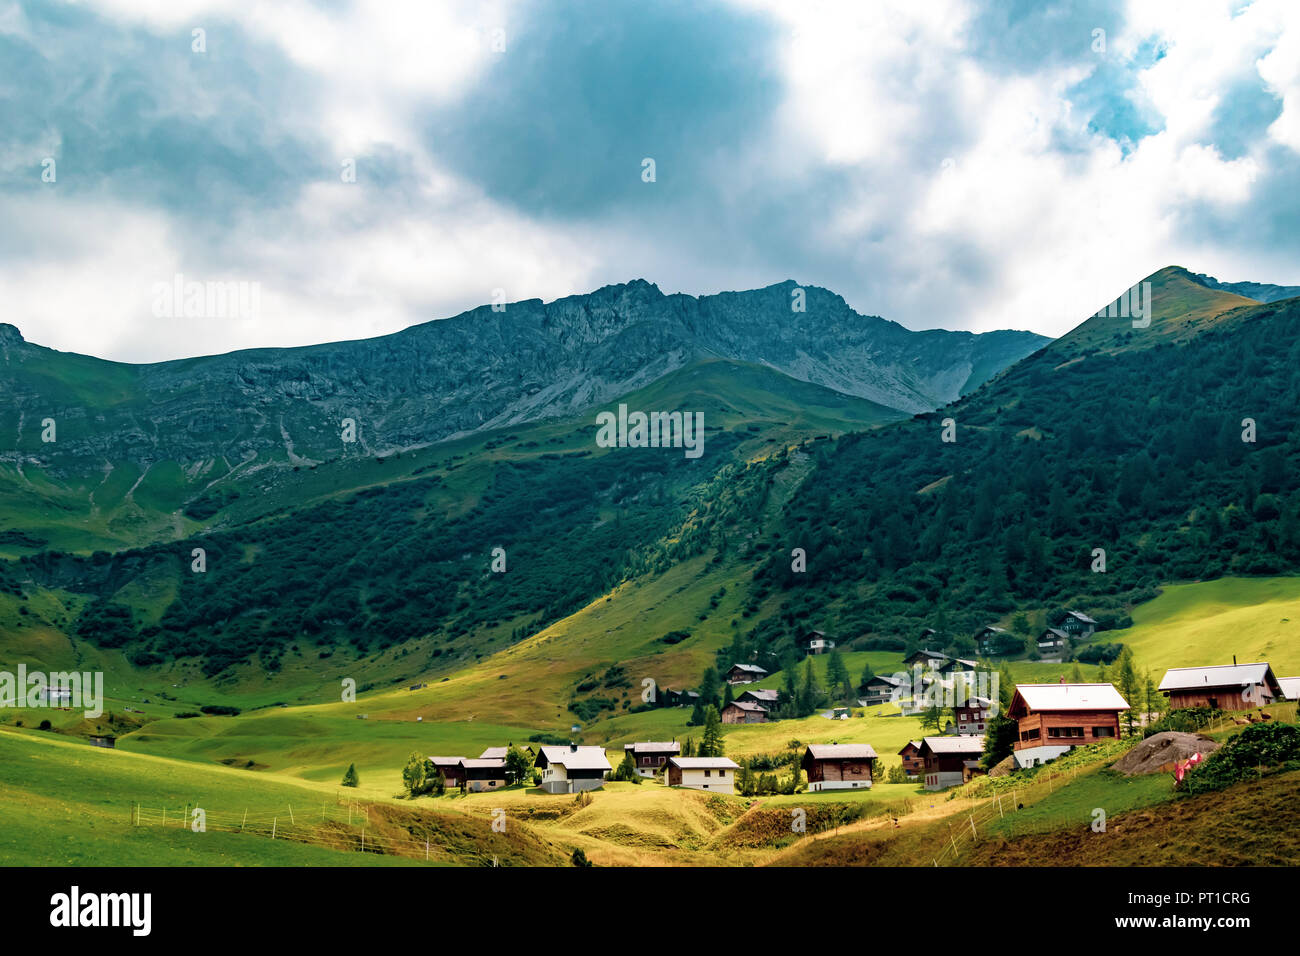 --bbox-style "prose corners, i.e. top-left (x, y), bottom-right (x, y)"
top-left (3, 0), bottom-right (1300, 939)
